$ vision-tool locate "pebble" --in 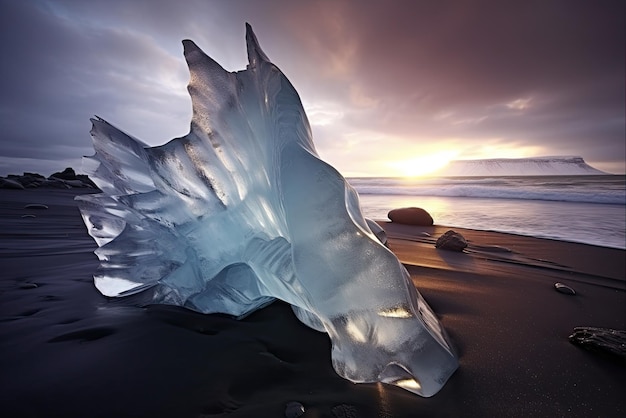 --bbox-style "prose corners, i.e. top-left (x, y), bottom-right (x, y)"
top-left (20, 283), bottom-right (38, 289)
top-left (554, 282), bottom-right (576, 295)
top-left (569, 326), bottom-right (626, 358)
top-left (24, 204), bottom-right (48, 209)
top-left (285, 401), bottom-right (305, 418)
